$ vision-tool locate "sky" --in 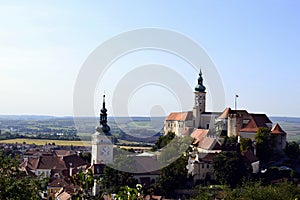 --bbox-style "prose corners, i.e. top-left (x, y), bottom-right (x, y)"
top-left (0, 1), bottom-right (299, 117)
